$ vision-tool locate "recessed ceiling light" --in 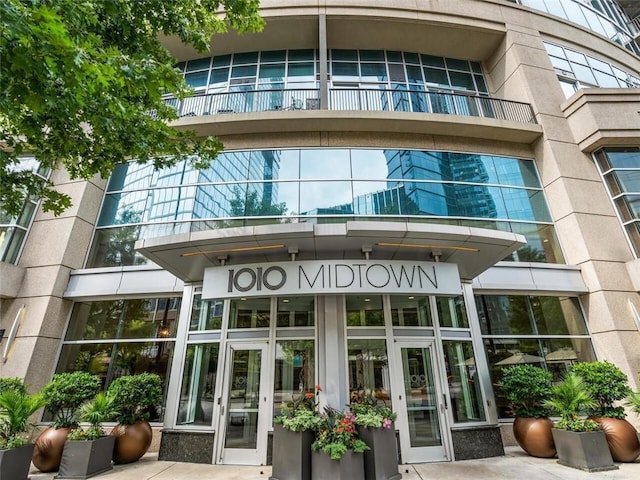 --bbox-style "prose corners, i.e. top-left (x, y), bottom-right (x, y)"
top-left (282, 299), bottom-right (289, 303)
top-left (408, 296), bottom-right (415, 300)
top-left (364, 298), bottom-right (371, 302)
